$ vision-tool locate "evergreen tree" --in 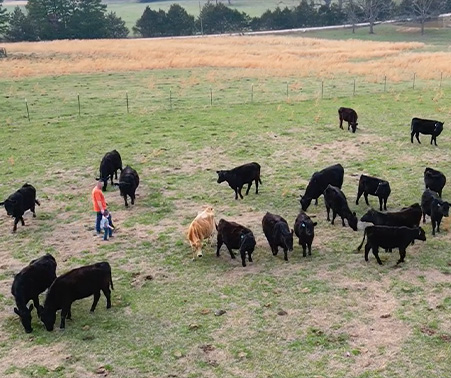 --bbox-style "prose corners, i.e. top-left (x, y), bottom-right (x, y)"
top-left (68, 0), bottom-right (107, 39)
top-left (198, 3), bottom-right (249, 34)
top-left (0, 0), bottom-right (8, 36)
top-left (104, 11), bottom-right (129, 38)
top-left (26, 0), bottom-right (74, 39)
top-left (166, 4), bottom-right (194, 36)
top-left (5, 6), bottom-right (38, 41)
top-left (133, 7), bottom-right (167, 37)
